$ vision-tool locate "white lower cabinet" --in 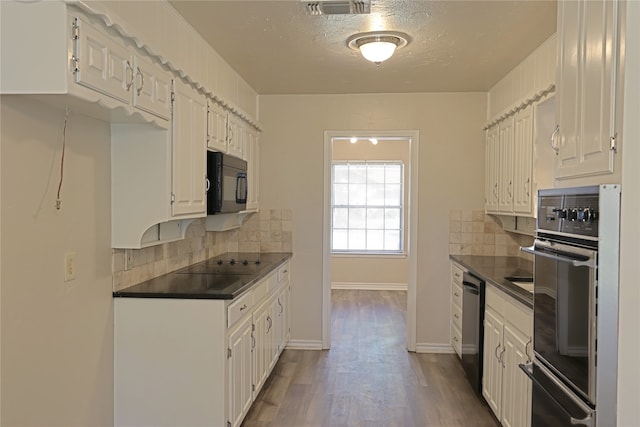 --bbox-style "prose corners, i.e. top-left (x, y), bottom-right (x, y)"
top-left (228, 314), bottom-right (254, 427)
top-left (450, 262), bottom-right (465, 357)
top-left (114, 260), bottom-right (291, 427)
top-left (482, 284), bottom-right (533, 427)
